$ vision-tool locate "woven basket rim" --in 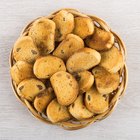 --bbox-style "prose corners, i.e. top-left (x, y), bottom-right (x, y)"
top-left (9, 8), bottom-right (128, 130)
